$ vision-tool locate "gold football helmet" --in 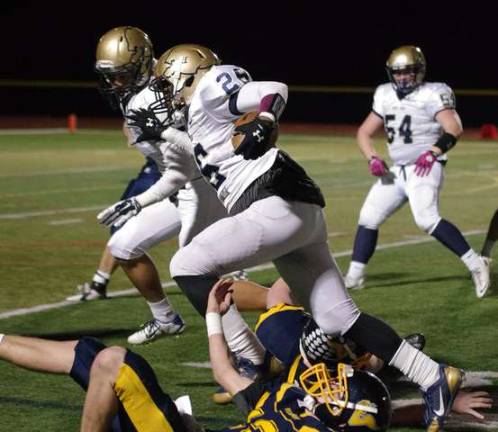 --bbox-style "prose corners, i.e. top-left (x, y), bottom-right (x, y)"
top-left (386, 45), bottom-right (426, 96)
top-left (152, 44), bottom-right (220, 107)
top-left (95, 26), bottom-right (154, 108)
top-left (300, 363), bottom-right (391, 431)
